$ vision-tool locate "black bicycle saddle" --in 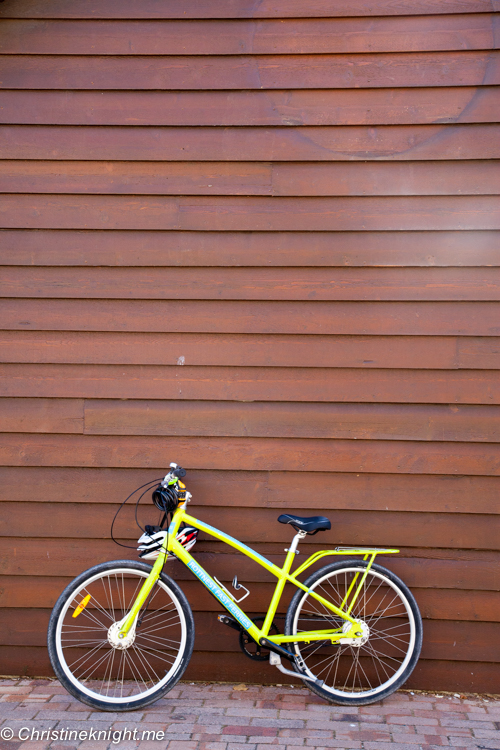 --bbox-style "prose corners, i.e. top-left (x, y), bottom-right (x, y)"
top-left (278, 514), bottom-right (331, 534)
